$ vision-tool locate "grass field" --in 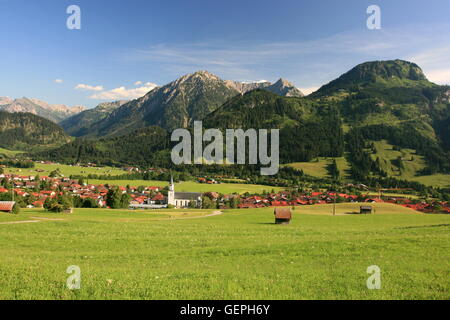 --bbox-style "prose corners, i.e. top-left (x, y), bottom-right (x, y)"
top-left (0, 204), bottom-right (448, 300)
top-left (365, 191), bottom-right (419, 199)
top-left (409, 174), bottom-right (450, 188)
top-left (0, 147), bottom-right (23, 157)
top-left (370, 140), bottom-right (450, 188)
top-left (88, 179), bottom-right (283, 194)
top-left (5, 162), bottom-right (129, 177)
top-left (286, 157), bottom-right (351, 180)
